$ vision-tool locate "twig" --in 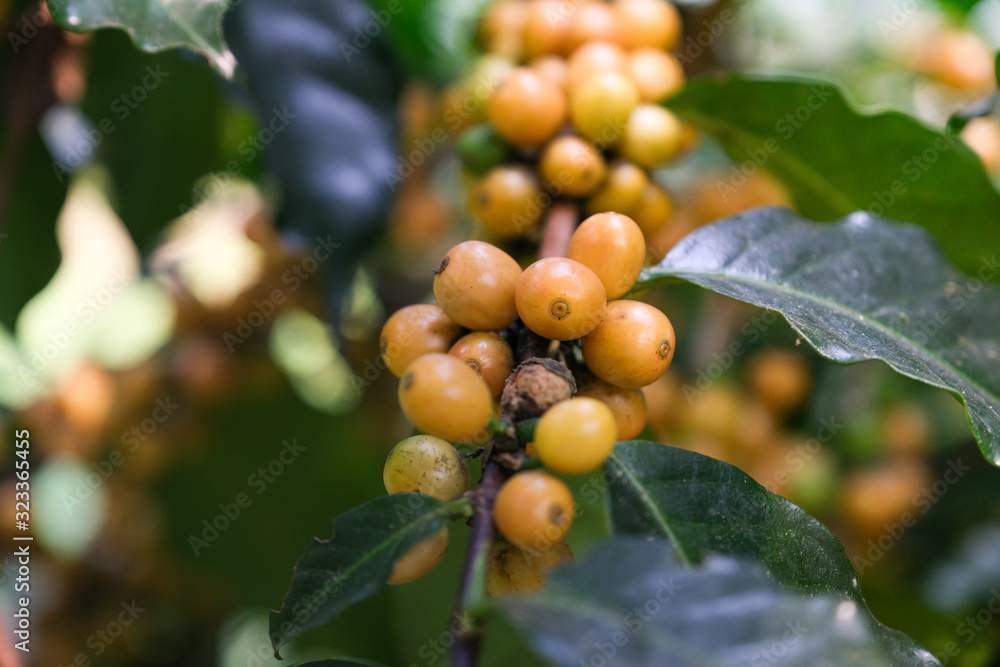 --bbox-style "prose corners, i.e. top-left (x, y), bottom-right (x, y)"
top-left (451, 450), bottom-right (505, 667)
